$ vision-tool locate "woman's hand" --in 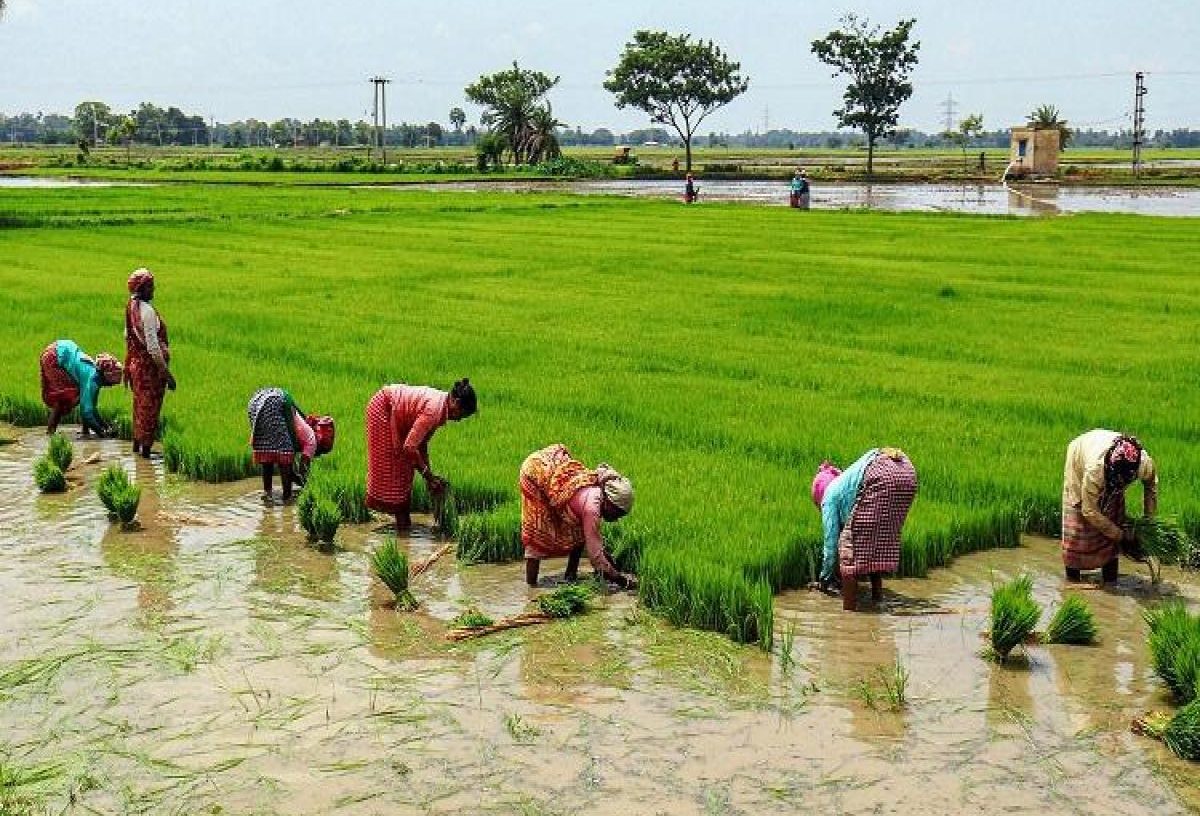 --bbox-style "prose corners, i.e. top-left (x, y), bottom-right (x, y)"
top-left (165, 371), bottom-right (177, 391)
top-left (426, 474), bottom-right (448, 495)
